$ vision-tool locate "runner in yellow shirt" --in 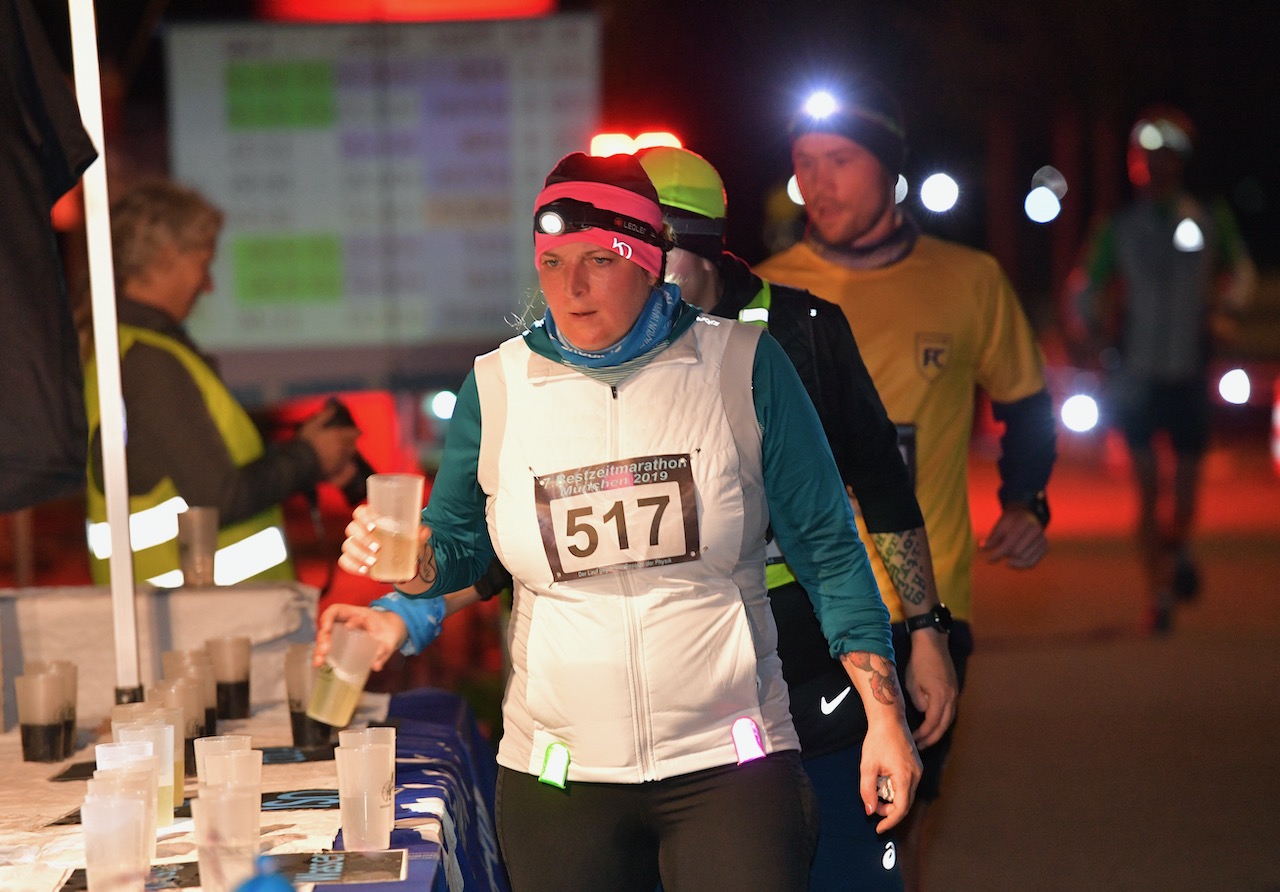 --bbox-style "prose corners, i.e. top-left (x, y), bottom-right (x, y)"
top-left (757, 75), bottom-right (1057, 892)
